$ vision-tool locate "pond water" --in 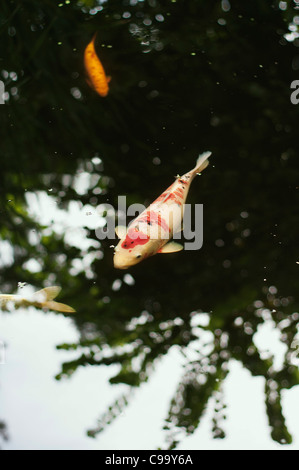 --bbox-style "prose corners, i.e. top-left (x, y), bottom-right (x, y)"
top-left (1, 310), bottom-right (299, 450)
top-left (1, 0), bottom-right (299, 450)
